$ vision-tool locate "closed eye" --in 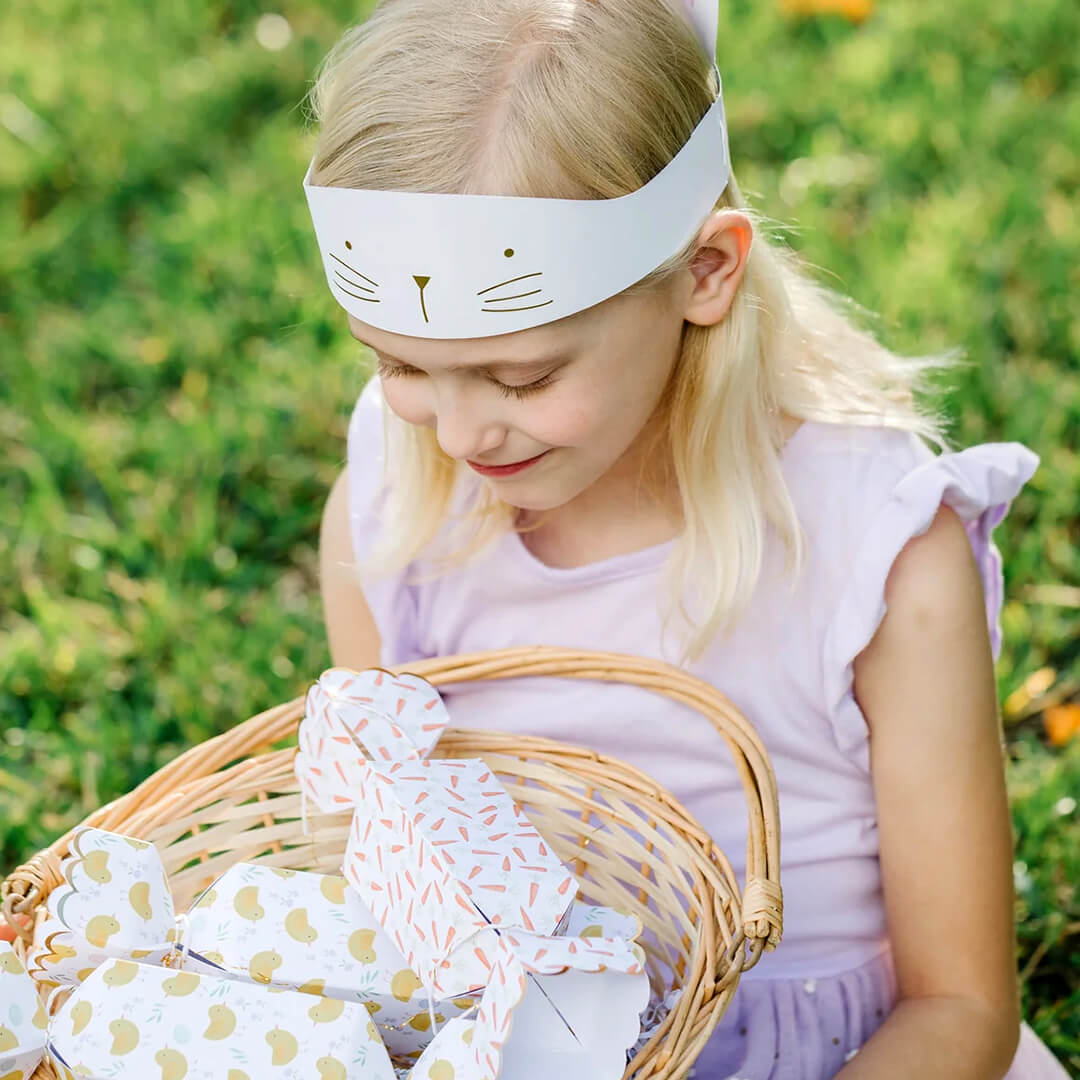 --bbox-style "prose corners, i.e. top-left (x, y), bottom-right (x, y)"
top-left (375, 358), bottom-right (558, 399)
top-left (375, 358), bottom-right (422, 380)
